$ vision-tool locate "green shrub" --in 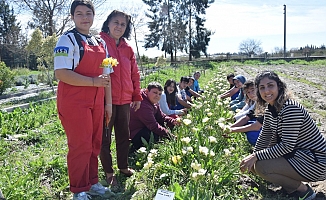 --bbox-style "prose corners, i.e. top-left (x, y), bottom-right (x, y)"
top-left (0, 62), bottom-right (15, 95)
